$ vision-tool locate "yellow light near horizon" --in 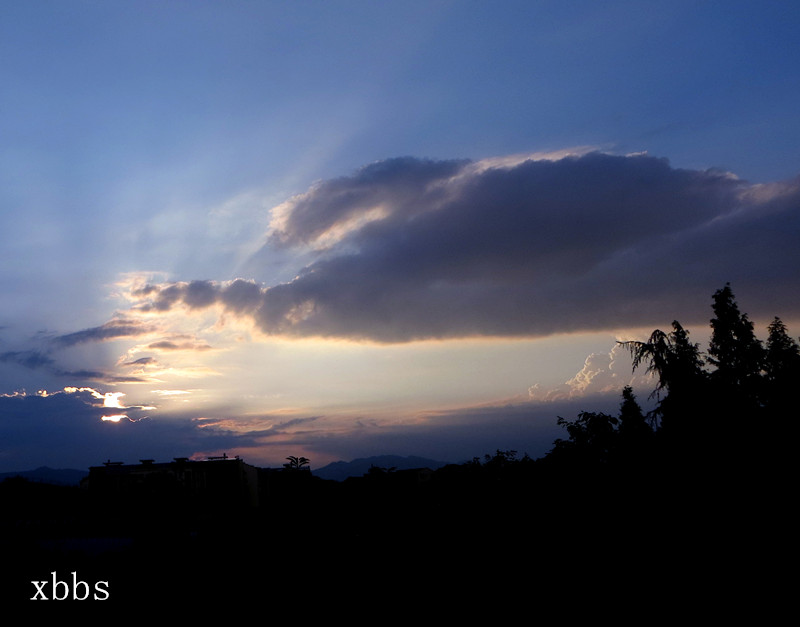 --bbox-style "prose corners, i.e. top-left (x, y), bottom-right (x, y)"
top-left (101, 414), bottom-right (127, 422)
